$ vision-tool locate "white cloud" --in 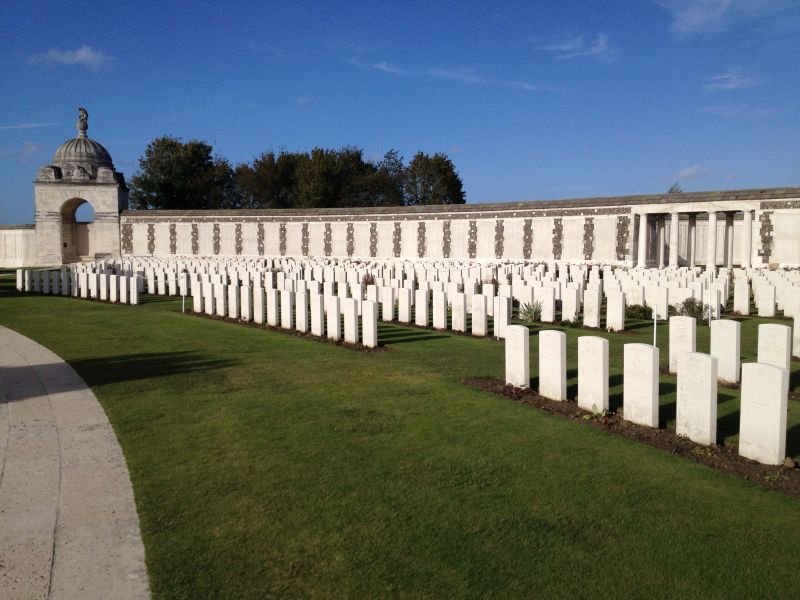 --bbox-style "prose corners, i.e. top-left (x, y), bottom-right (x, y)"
top-left (657, 0), bottom-right (799, 34)
top-left (345, 57), bottom-right (560, 93)
top-left (702, 67), bottom-right (763, 91)
top-left (372, 61), bottom-right (408, 76)
top-left (672, 165), bottom-right (713, 180)
top-left (0, 122), bottom-right (56, 130)
top-left (29, 45), bottom-right (113, 71)
top-left (294, 96), bottom-right (314, 106)
top-left (535, 33), bottom-right (618, 63)
top-left (657, 0), bottom-right (731, 34)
